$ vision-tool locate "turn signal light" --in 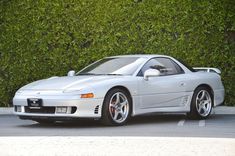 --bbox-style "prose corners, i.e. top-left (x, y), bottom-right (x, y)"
top-left (81, 93), bottom-right (94, 98)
